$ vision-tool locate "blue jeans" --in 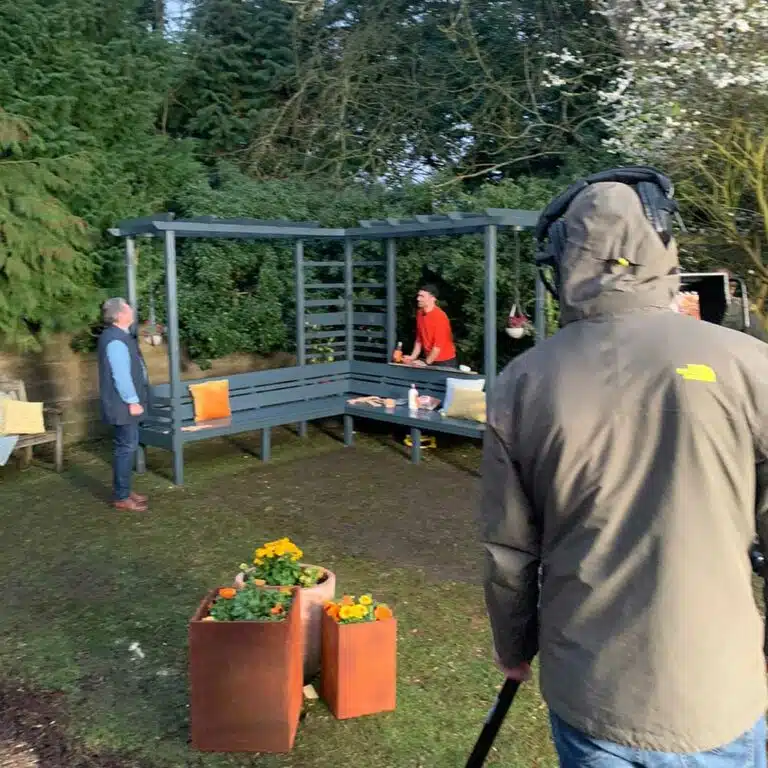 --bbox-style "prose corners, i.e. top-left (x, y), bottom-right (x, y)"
top-left (113, 423), bottom-right (139, 501)
top-left (551, 711), bottom-right (767, 767)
